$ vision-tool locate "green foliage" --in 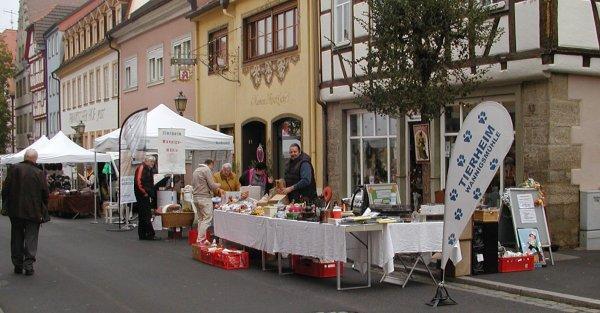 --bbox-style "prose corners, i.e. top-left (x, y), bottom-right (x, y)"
top-left (0, 40), bottom-right (14, 154)
top-left (356, 0), bottom-right (498, 120)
